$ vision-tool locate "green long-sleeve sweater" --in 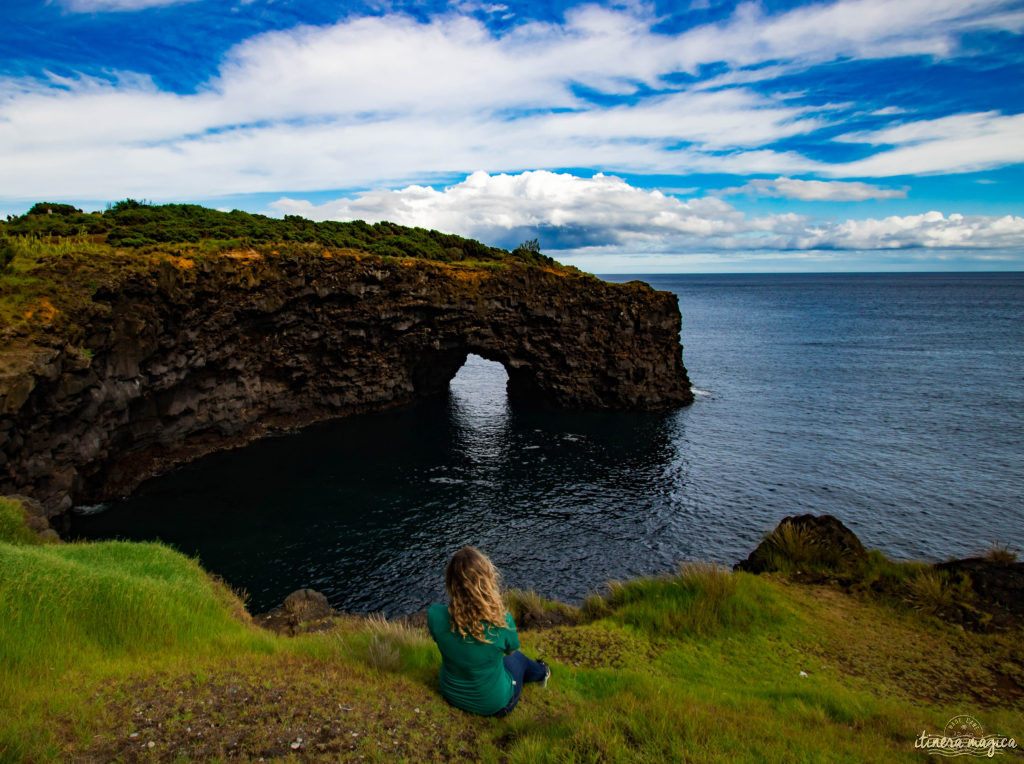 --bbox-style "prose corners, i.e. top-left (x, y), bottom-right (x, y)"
top-left (427, 604), bottom-right (519, 716)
